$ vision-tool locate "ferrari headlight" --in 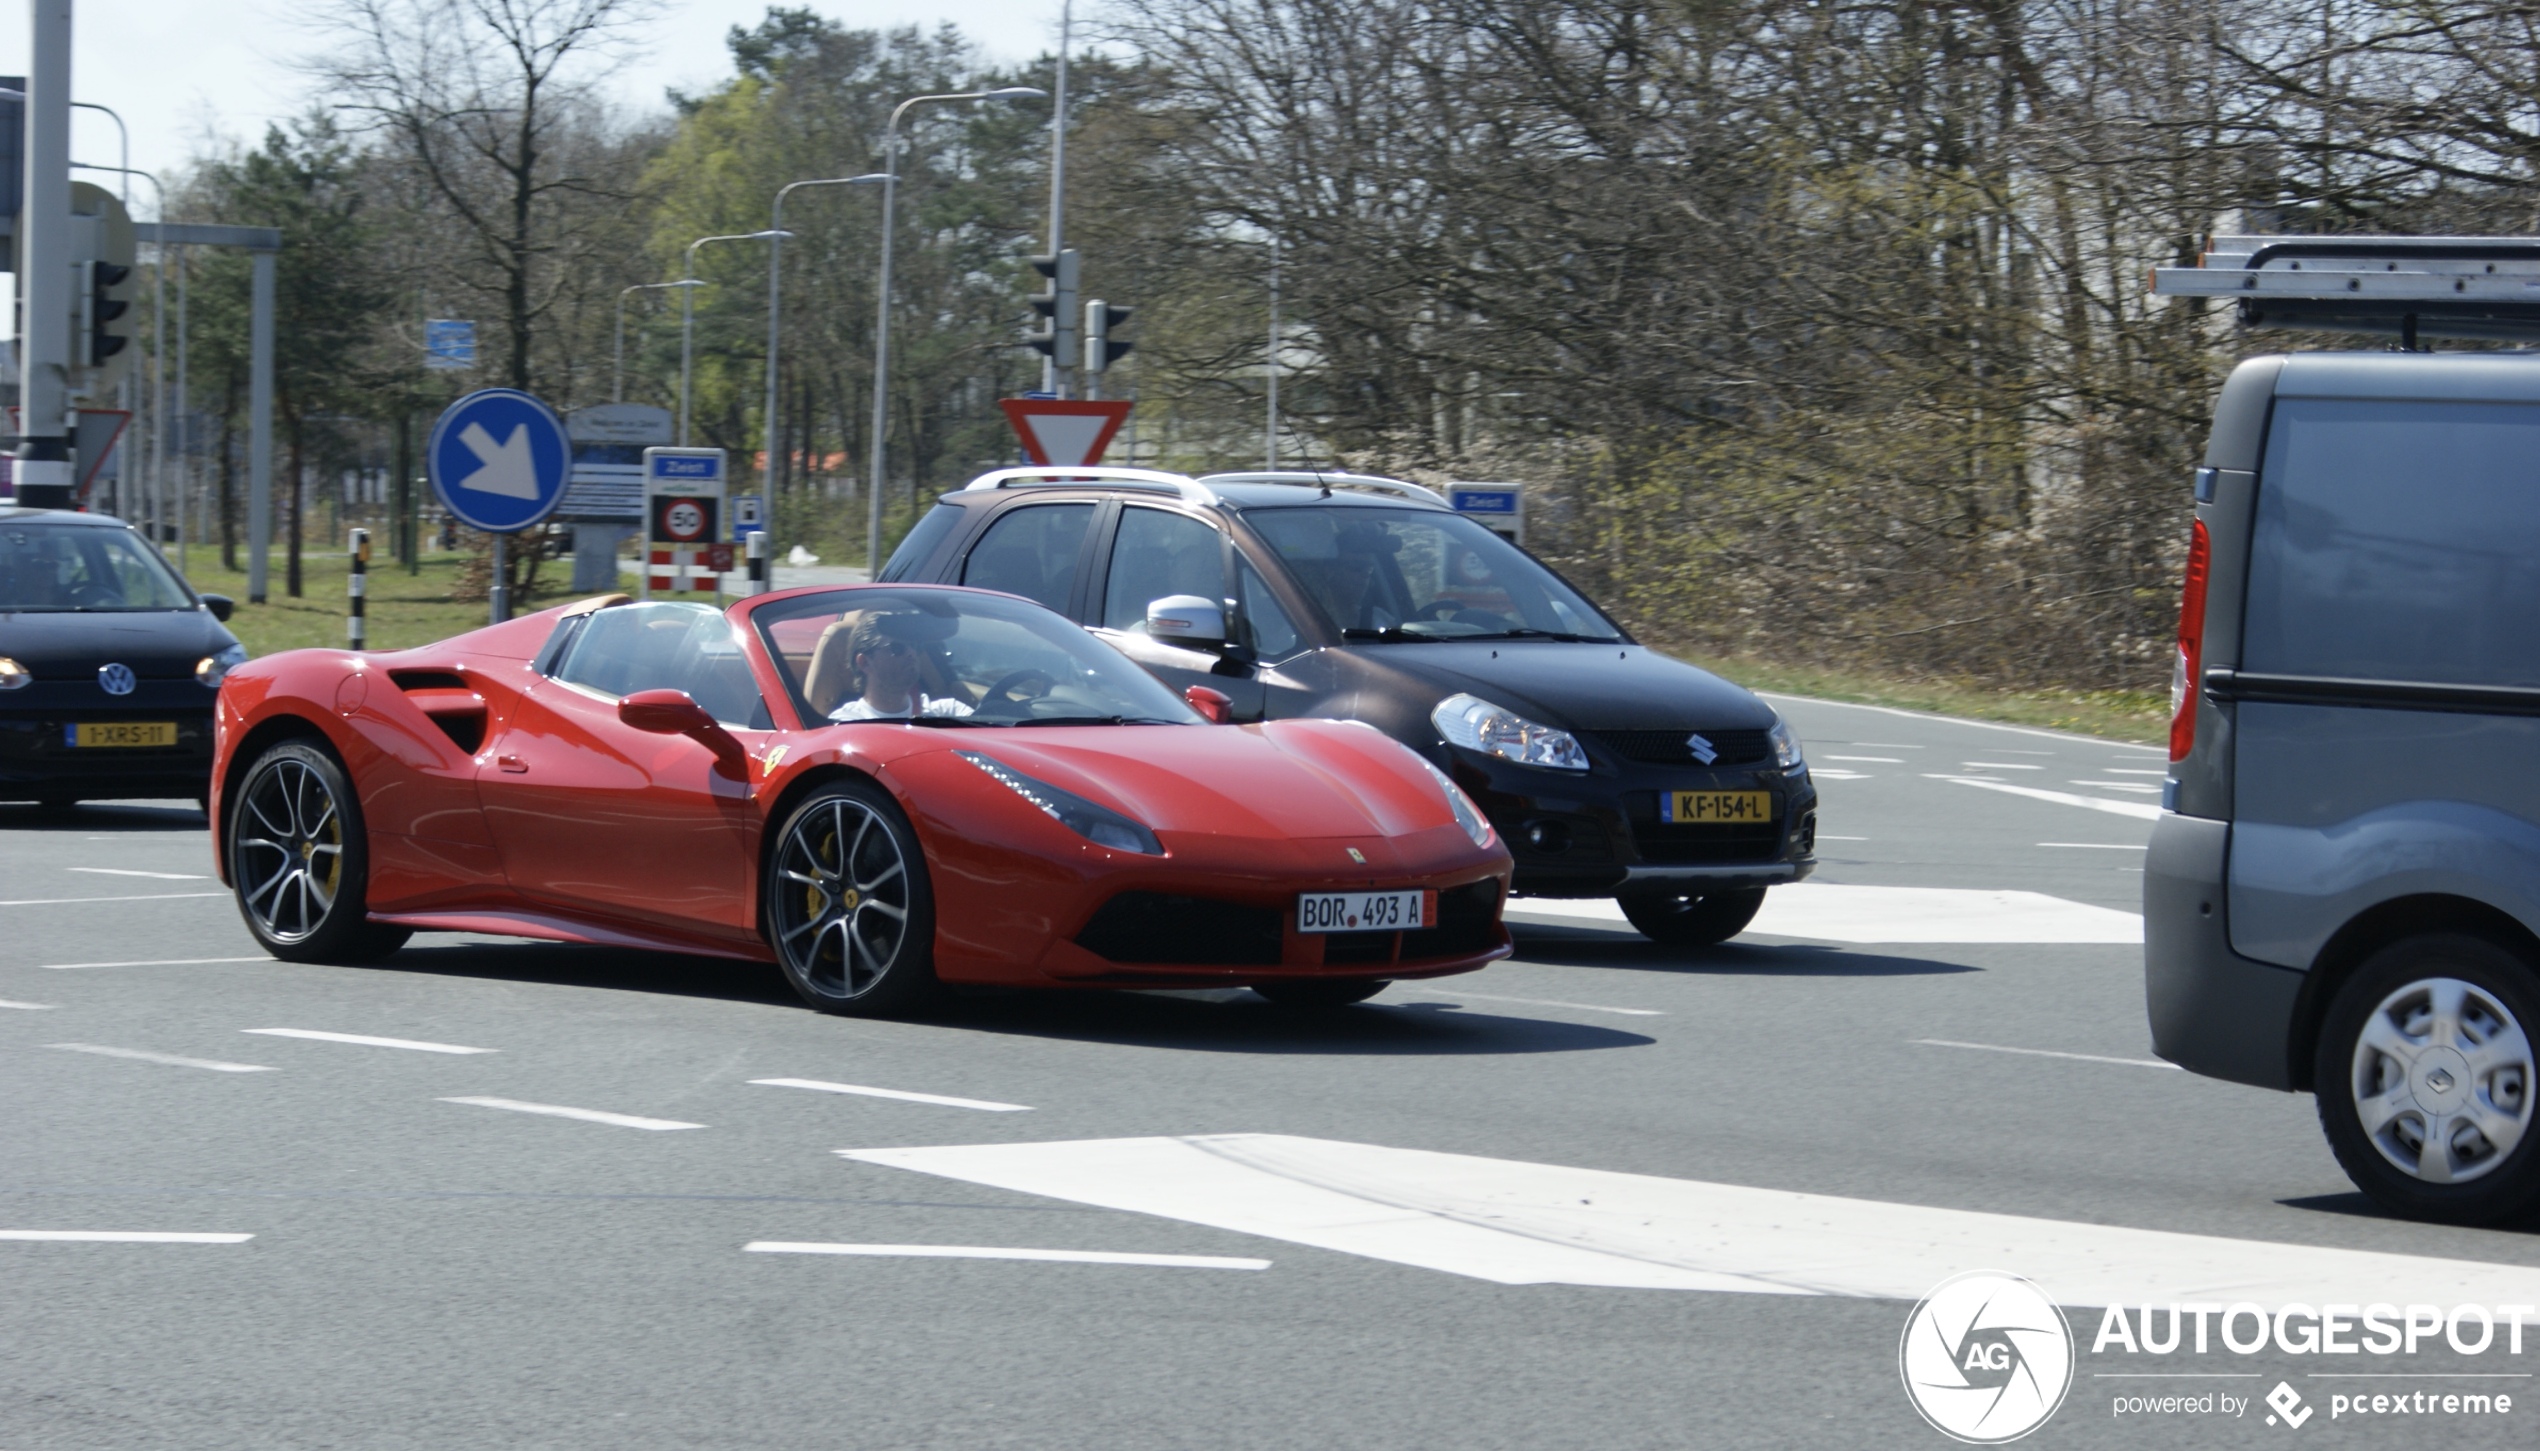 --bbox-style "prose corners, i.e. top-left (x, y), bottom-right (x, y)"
top-left (1768, 716), bottom-right (1806, 772)
top-left (196, 643), bottom-right (248, 689)
top-left (1431, 692), bottom-right (1589, 772)
top-left (0, 657), bottom-right (28, 691)
top-left (1412, 755), bottom-right (1494, 849)
top-left (958, 750), bottom-right (1163, 855)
